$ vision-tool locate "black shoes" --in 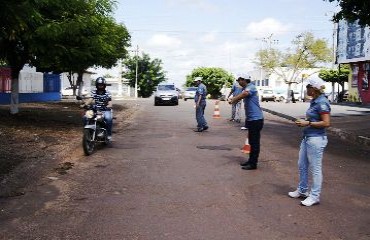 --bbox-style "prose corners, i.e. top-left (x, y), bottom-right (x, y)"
top-left (241, 164), bottom-right (257, 170)
top-left (240, 161), bottom-right (257, 170)
top-left (194, 126), bottom-right (208, 132)
top-left (240, 161), bottom-right (249, 166)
